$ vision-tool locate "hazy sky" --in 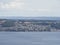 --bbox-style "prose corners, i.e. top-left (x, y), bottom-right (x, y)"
top-left (0, 0), bottom-right (60, 17)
